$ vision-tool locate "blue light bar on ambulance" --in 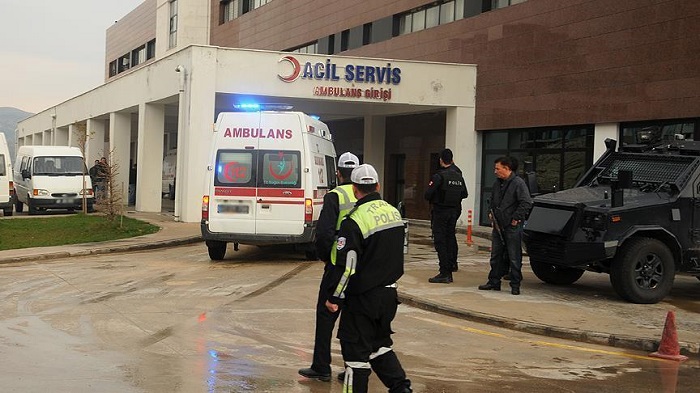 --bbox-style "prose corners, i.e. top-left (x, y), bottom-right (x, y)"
top-left (310, 115), bottom-right (320, 120)
top-left (233, 103), bottom-right (294, 111)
